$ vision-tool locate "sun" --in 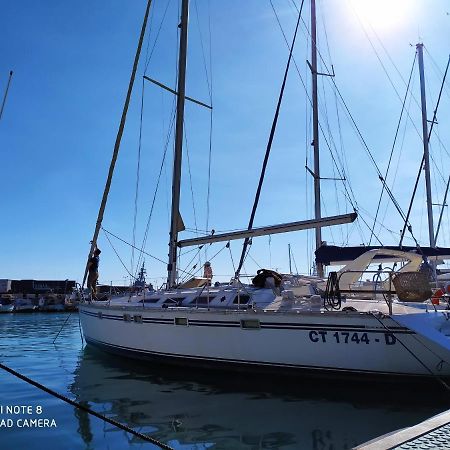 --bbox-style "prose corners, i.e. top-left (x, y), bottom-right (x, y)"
top-left (348, 0), bottom-right (414, 32)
